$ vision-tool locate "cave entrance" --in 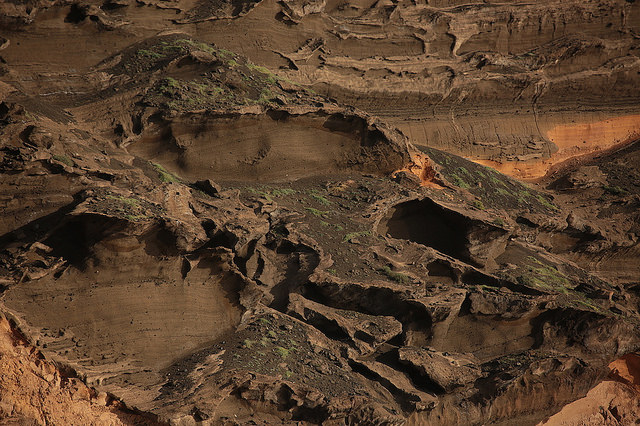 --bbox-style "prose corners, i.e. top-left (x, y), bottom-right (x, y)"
top-left (378, 198), bottom-right (475, 265)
